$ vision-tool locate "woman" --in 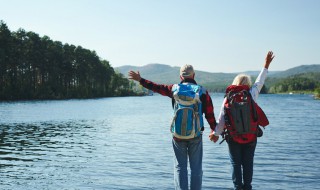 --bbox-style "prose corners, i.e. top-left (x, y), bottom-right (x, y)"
top-left (209, 51), bottom-right (275, 190)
